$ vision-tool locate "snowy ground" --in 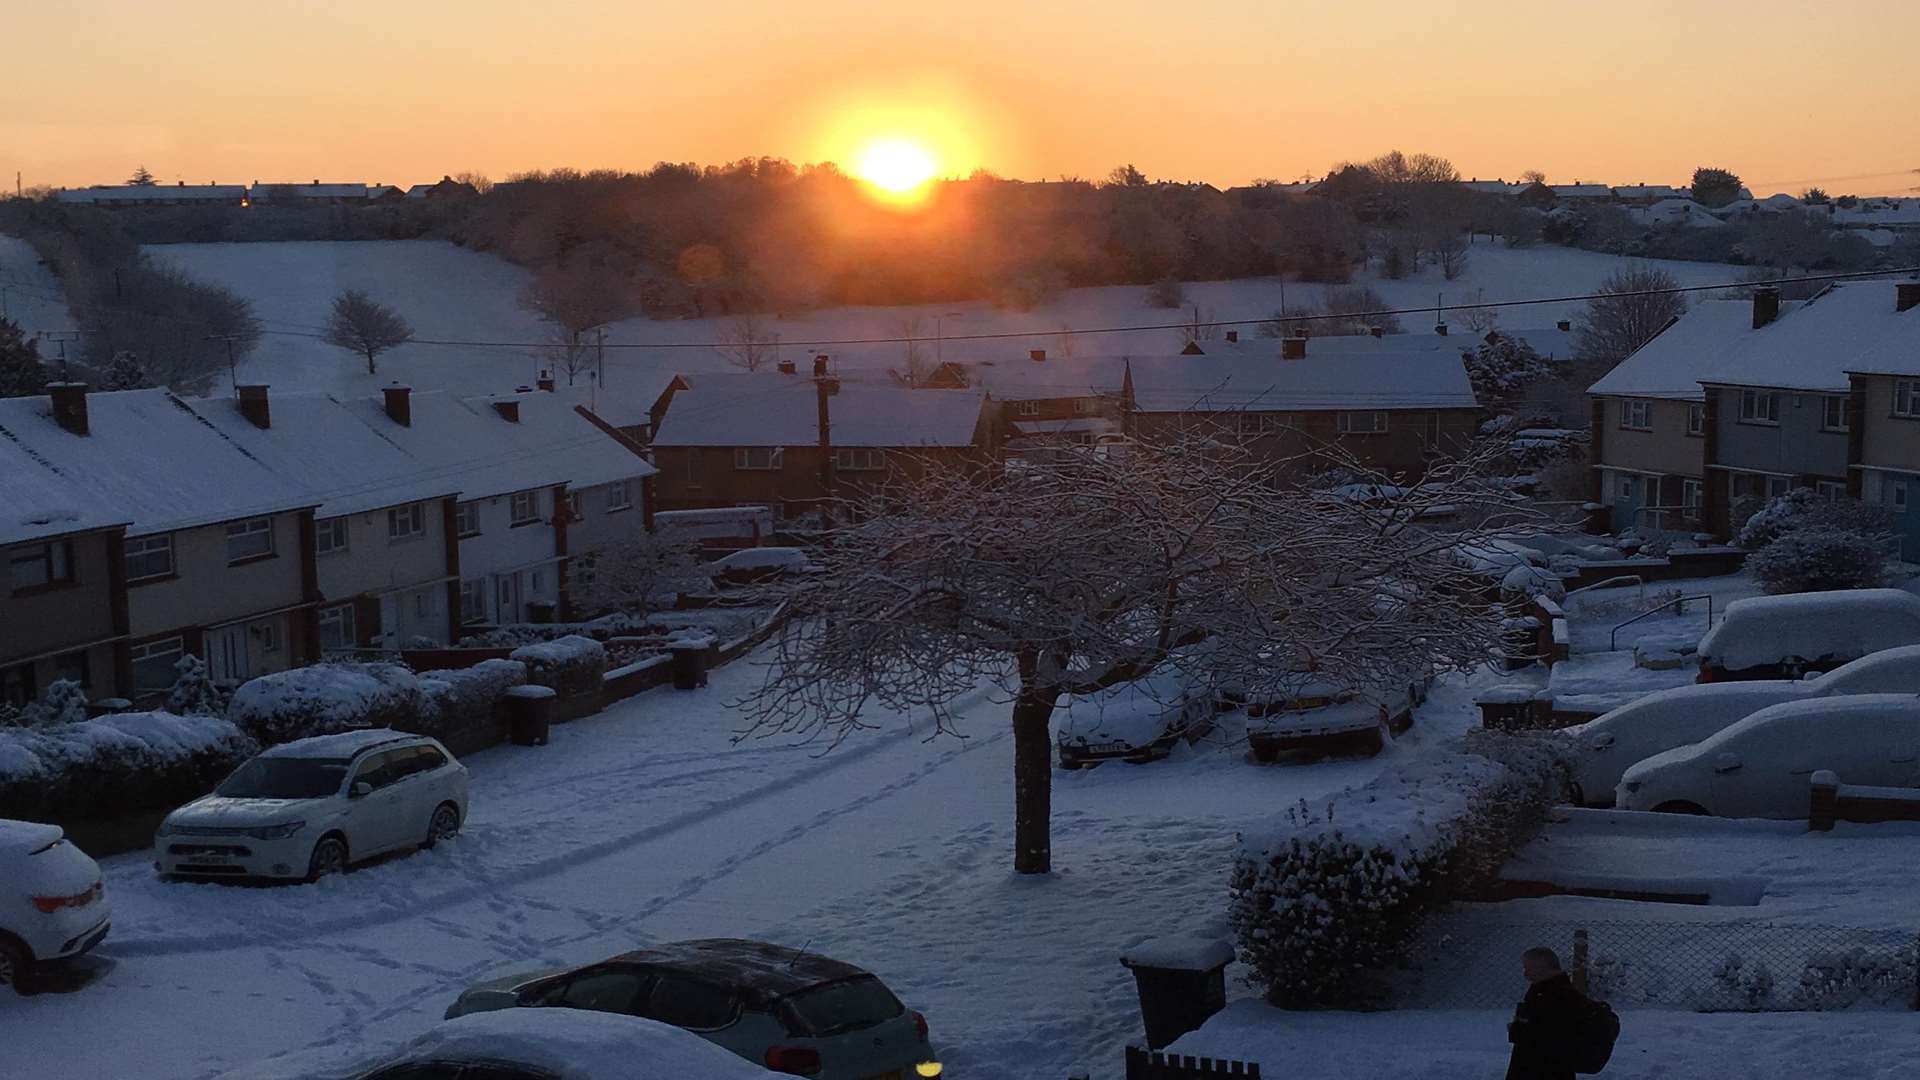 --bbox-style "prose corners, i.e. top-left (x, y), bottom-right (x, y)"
top-left (0, 655), bottom-right (1486, 1079)
top-left (140, 239), bottom-right (1748, 400)
top-left (0, 234), bottom-right (76, 338)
